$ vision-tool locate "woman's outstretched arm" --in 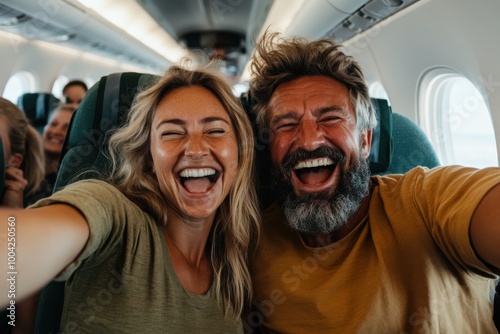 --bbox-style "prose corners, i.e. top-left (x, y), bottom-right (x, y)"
top-left (0, 204), bottom-right (89, 306)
